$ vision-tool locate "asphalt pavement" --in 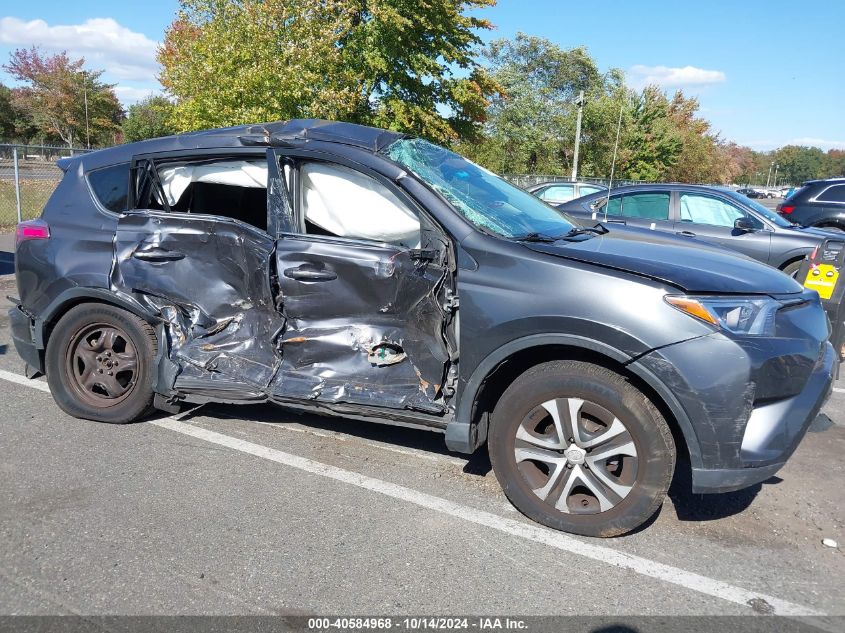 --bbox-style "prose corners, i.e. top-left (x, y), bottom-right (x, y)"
top-left (0, 232), bottom-right (843, 623)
